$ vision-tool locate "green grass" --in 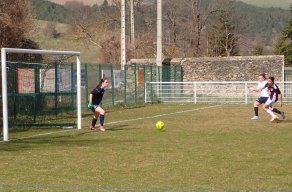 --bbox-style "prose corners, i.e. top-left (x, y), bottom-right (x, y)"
top-left (1, 104), bottom-right (292, 191)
